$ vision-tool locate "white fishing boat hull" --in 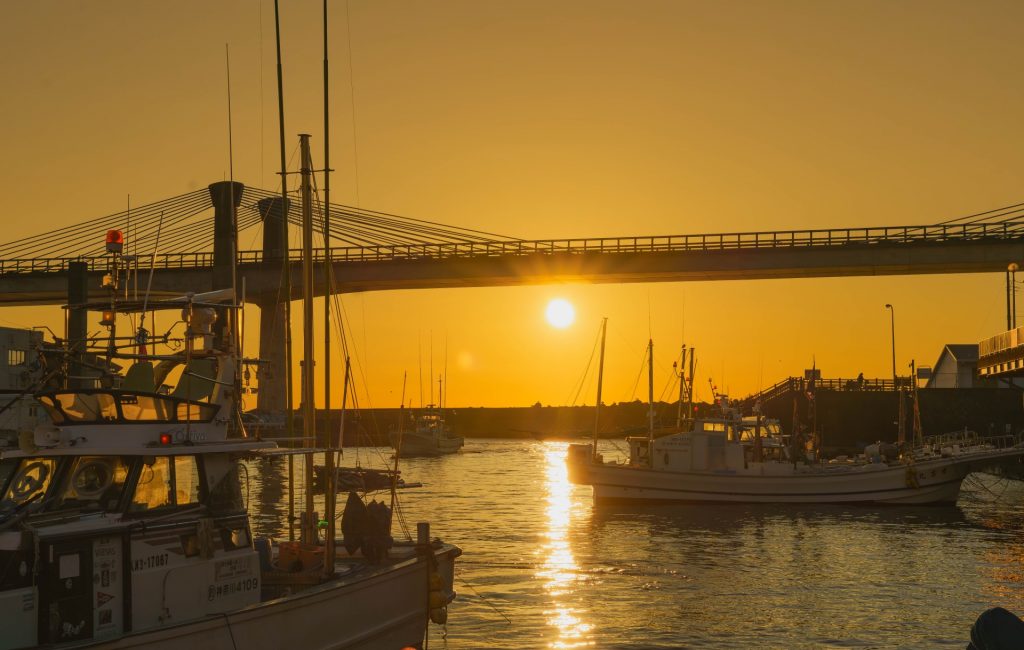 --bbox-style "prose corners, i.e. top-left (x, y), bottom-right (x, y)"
top-left (49, 545), bottom-right (458, 650)
top-left (392, 431), bottom-right (464, 458)
top-left (570, 445), bottom-right (1024, 505)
